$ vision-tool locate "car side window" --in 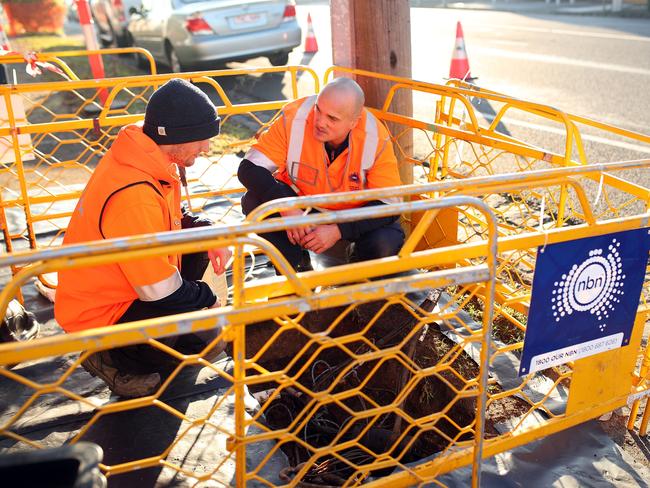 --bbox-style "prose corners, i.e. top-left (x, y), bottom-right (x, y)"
top-left (143, 0), bottom-right (171, 16)
top-left (140, 0), bottom-right (153, 12)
